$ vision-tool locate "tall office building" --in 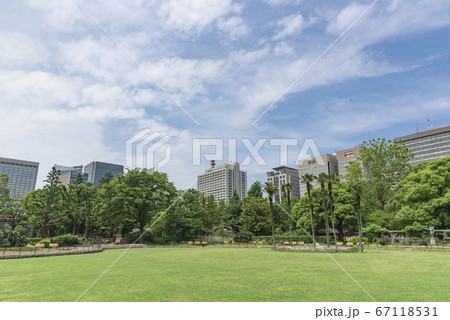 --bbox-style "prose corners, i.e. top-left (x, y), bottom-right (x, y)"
top-left (55, 165), bottom-right (83, 176)
top-left (197, 161), bottom-right (247, 203)
top-left (0, 157), bottom-right (39, 199)
top-left (55, 165), bottom-right (88, 186)
top-left (396, 125), bottom-right (450, 165)
top-left (298, 154), bottom-right (338, 197)
top-left (336, 146), bottom-right (362, 177)
top-left (84, 161), bottom-right (124, 186)
top-left (266, 166), bottom-right (300, 204)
